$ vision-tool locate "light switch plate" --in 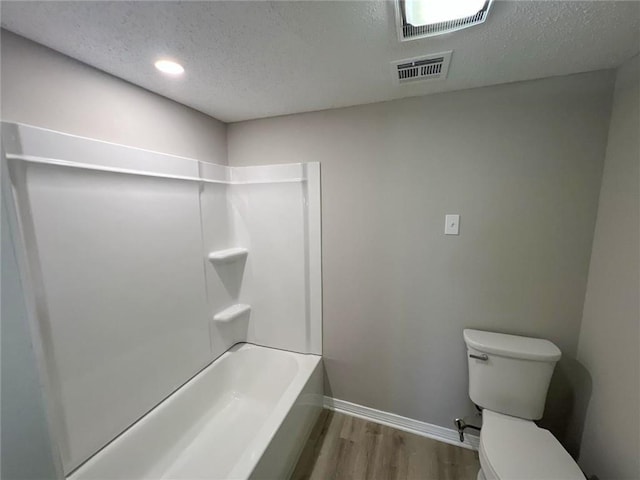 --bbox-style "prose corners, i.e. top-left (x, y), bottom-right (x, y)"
top-left (445, 214), bottom-right (460, 235)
